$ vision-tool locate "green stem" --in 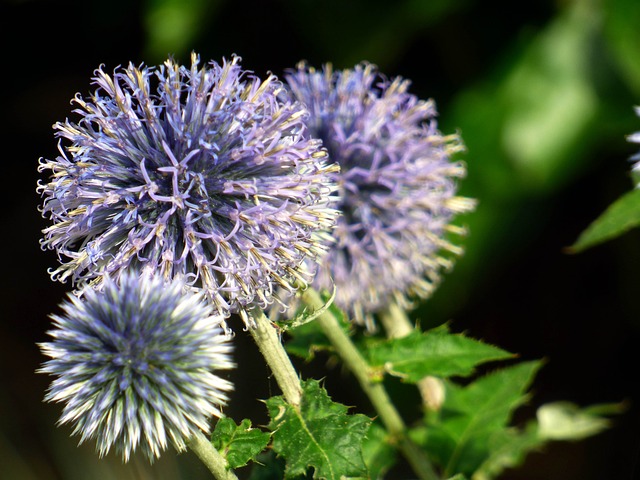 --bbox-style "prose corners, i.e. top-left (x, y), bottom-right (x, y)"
top-left (187, 431), bottom-right (238, 480)
top-left (378, 301), bottom-right (414, 338)
top-left (248, 307), bottom-right (302, 407)
top-left (380, 302), bottom-right (446, 412)
top-left (301, 288), bottom-right (439, 480)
